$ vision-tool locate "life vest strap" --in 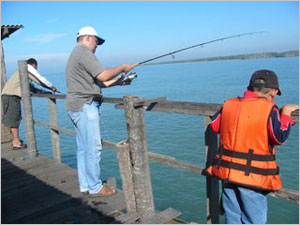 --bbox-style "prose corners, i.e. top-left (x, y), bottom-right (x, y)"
top-left (221, 148), bottom-right (276, 161)
top-left (213, 159), bottom-right (280, 175)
